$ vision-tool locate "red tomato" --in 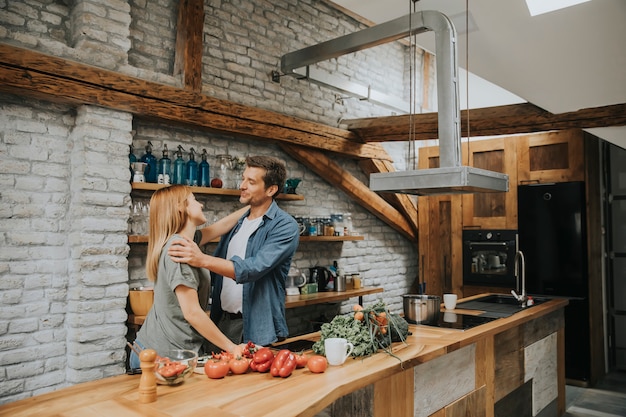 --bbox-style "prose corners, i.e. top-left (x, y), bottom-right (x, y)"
top-left (229, 357), bottom-right (249, 375)
top-left (294, 352), bottom-right (310, 369)
top-left (307, 355), bottom-right (327, 373)
top-left (204, 359), bottom-right (230, 379)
